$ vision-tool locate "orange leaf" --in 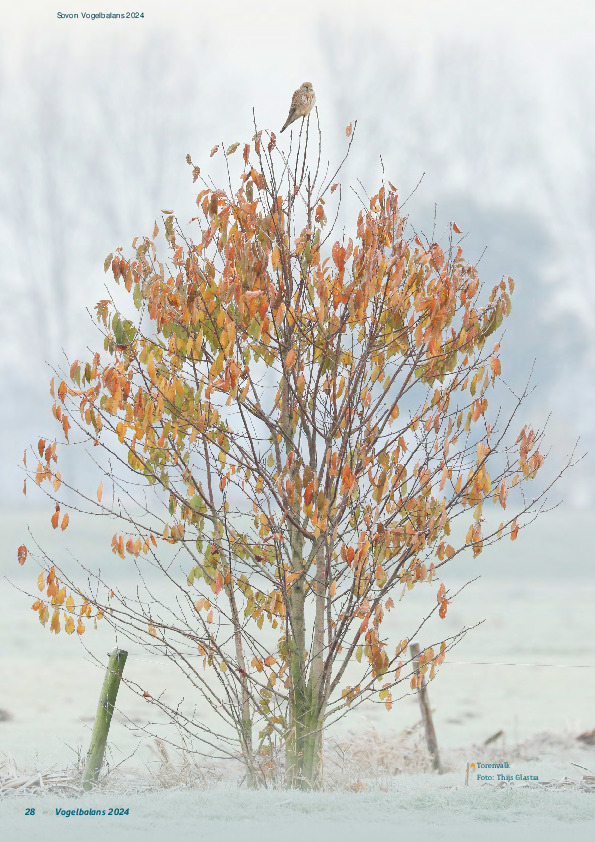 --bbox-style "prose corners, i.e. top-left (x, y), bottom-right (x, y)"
top-left (97, 482), bottom-right (103, 502)
top-left (214, 569), bottom-right (223, 595)
top-left (17, 545), bottom-right (27, 565)
top-left (346, 123), bottom-right (353, 137)
top-left (206, 609), bottom-right (213, 623)
top-left (304, 480), bottom-right (314, 507)
top-left (453, 222), bottom-right (461, 234)
top-left (511, 519), bottom-right (519, 541)
top-left (147, 353), bottom-right (156, 385)
top-left (51, 511), bottom-right (59, 529)
top-left (285, 349), bottom-right (297, 369)
top-left (264, 654), bottom-right (276, 666)
top-left (330, 579), bottom-right (336, 597)
top-left (38, 438), bottom-right (45, 457)
top-left (61, 513), bottom-right (69, 531)
top-left (77, 620), bottom-right (85, 635)
top-left (58, 381), bottom-right (67, 402)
